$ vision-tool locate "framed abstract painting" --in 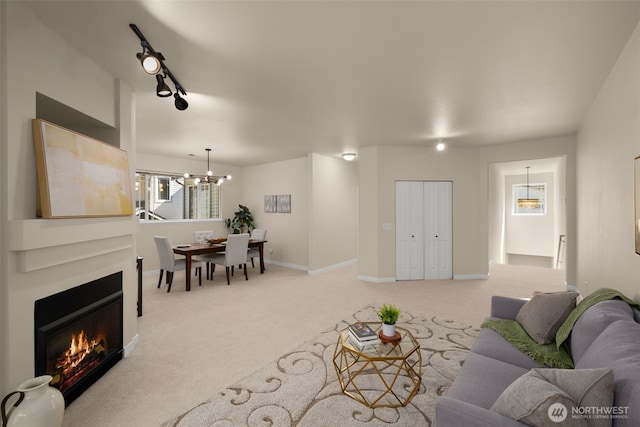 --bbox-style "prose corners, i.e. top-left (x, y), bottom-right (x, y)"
top-left (32, 119), bottom-right (133, 218)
